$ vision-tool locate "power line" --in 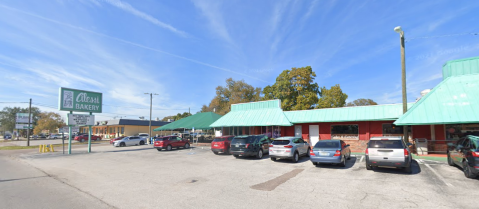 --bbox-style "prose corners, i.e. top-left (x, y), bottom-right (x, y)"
top-left (0, 102), bottom-right (29, 103)
top-left (407, 32), bottom-right (479, 42)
